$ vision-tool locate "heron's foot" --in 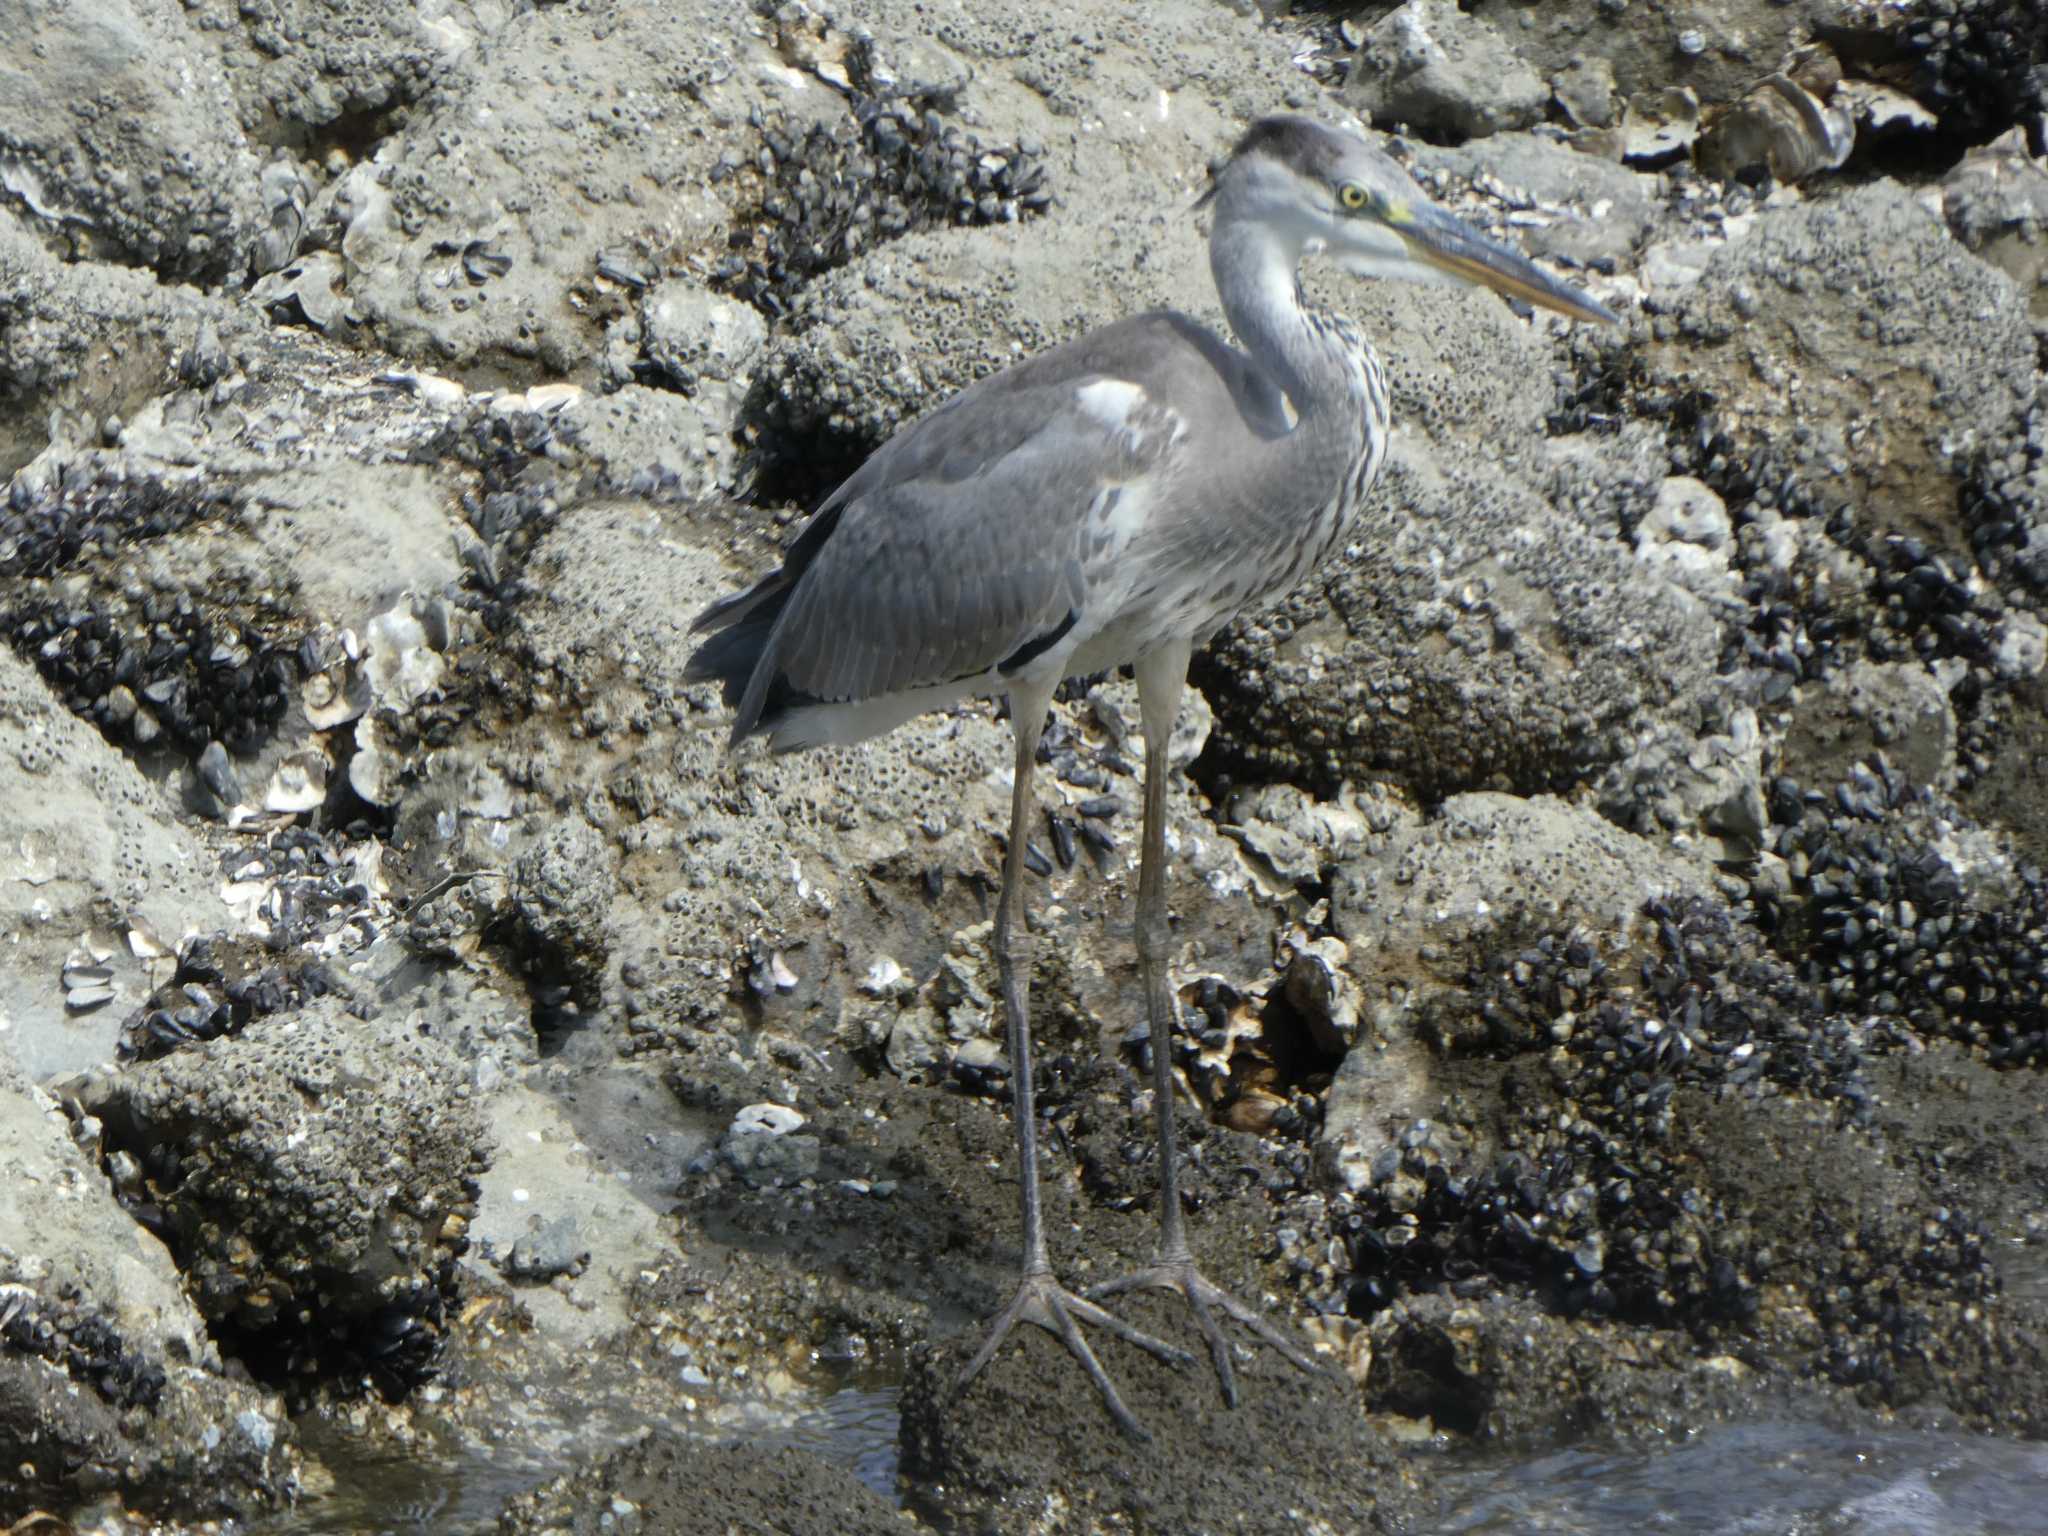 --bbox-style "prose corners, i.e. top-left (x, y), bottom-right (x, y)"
top-left (953, 1268), bottom-right (1193, 1439)
top-left (1087, 1254), bottom-right (1327, 1409)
